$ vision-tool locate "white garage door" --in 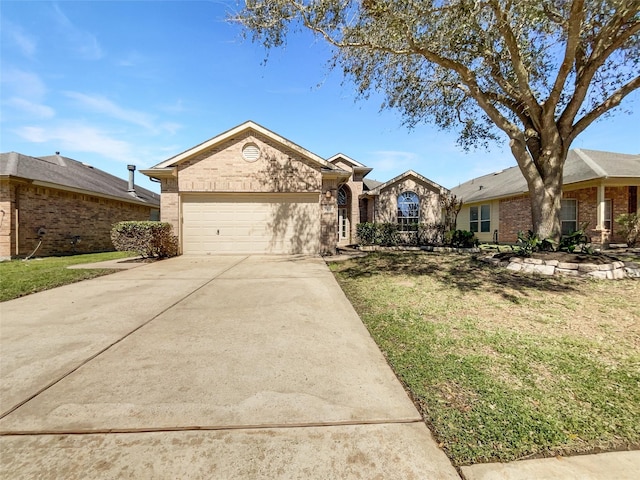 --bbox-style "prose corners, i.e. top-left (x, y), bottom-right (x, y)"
top-left (182, 194), bottom-right (321, 254)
